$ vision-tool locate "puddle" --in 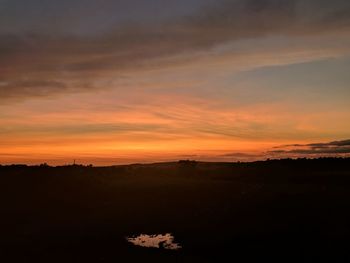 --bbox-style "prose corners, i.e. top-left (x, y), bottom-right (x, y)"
top-left (126, 233), bottom-right (182, 250)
